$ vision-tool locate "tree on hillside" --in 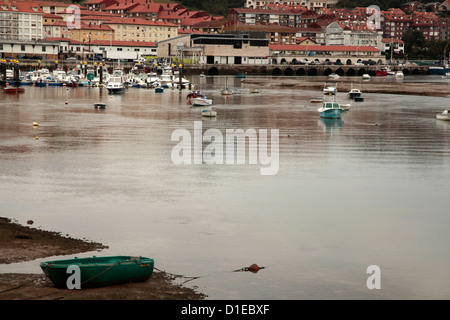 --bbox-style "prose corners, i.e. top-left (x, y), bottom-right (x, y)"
top-left (402, 29), bottom-right (426, 58)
